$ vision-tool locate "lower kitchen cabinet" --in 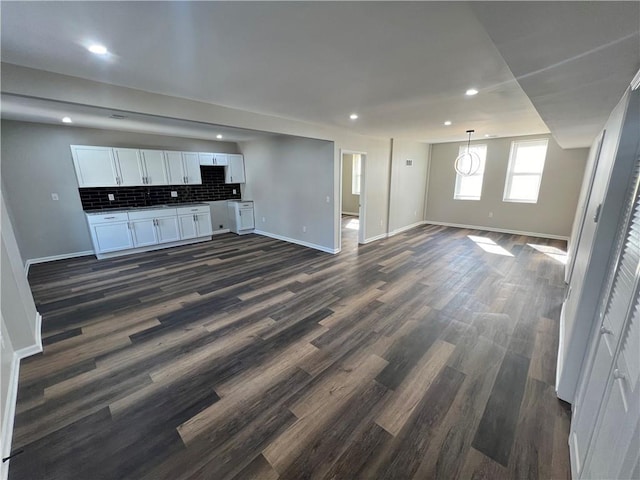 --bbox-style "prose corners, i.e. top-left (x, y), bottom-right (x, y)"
top-left (86, 204), bottom-right (212, 259)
